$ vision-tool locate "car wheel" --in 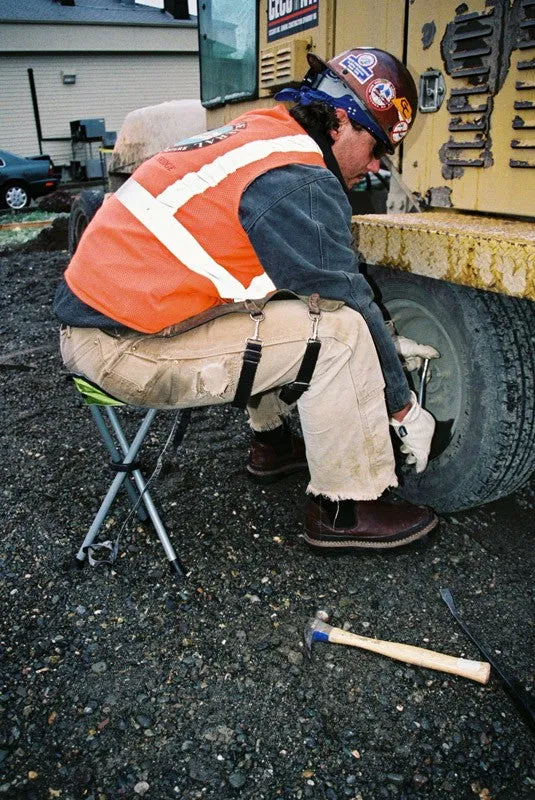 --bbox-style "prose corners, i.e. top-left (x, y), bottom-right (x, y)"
top-left (68, 189), bottom-right (104, 255)
top-left (2, 183), bottom-right (30, 210)
top-left (368, 265), bottom-right (535, 513)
